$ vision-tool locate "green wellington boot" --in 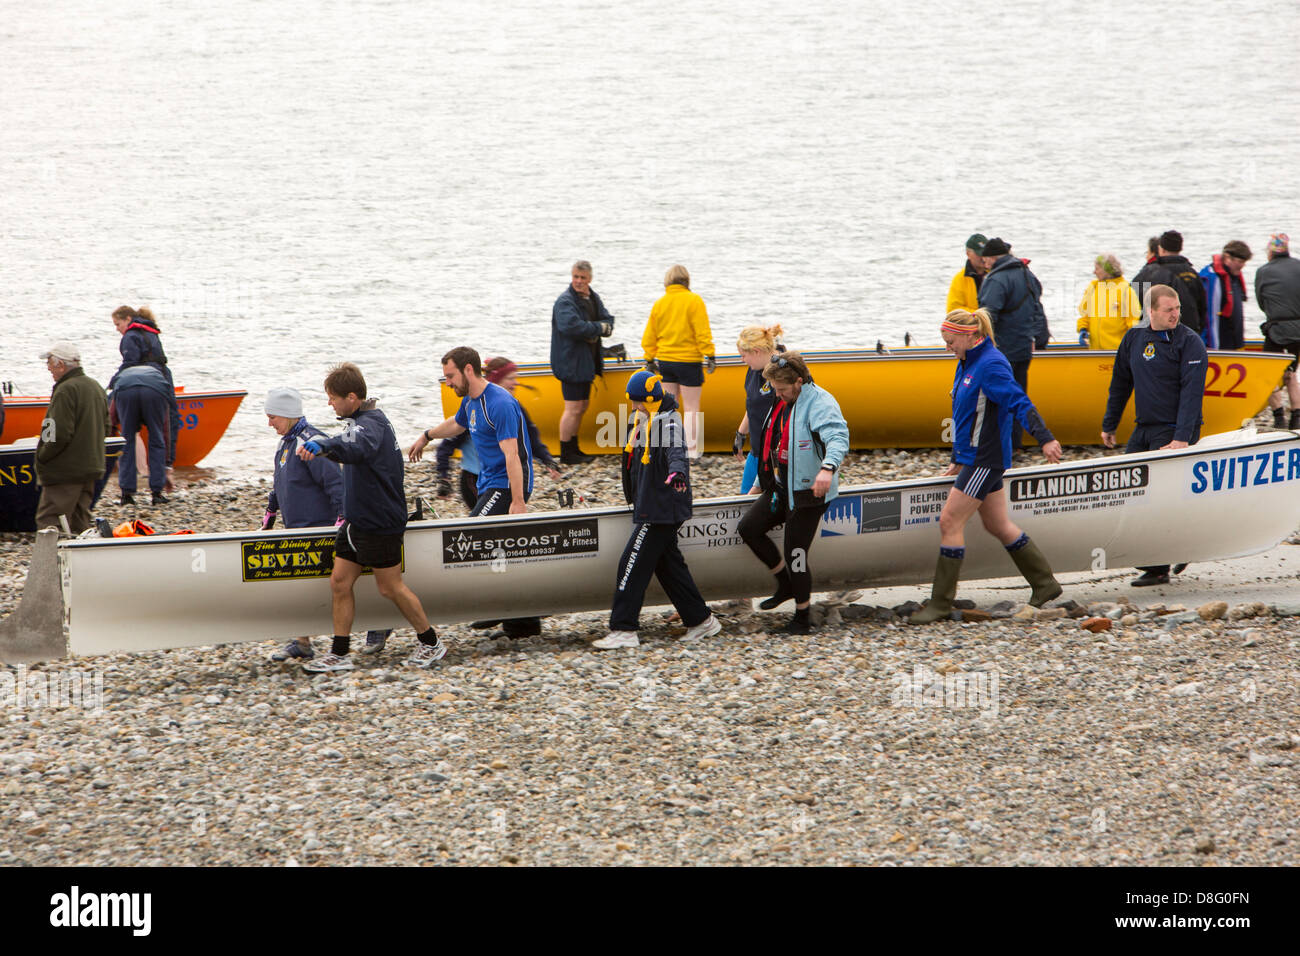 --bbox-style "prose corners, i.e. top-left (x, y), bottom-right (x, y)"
top-left (909, 554), bottom-right (963, 624)
top-left (1008, 539), bottom-right (1063, 607)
